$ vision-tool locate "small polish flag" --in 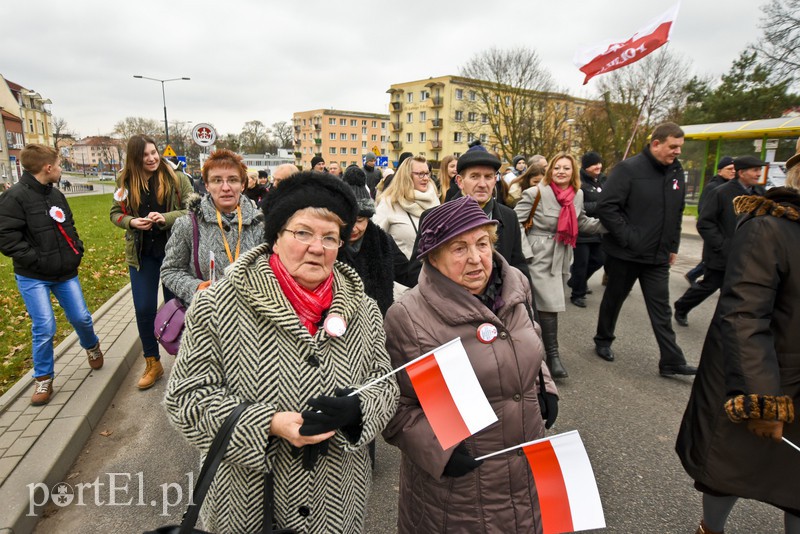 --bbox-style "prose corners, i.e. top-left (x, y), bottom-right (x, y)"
top-left (406, 338), bottom-right (497, 450)
top-left (574, 3), bottom-right (680, 84)
top-left (525, 431), bottom-right (605, 534)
